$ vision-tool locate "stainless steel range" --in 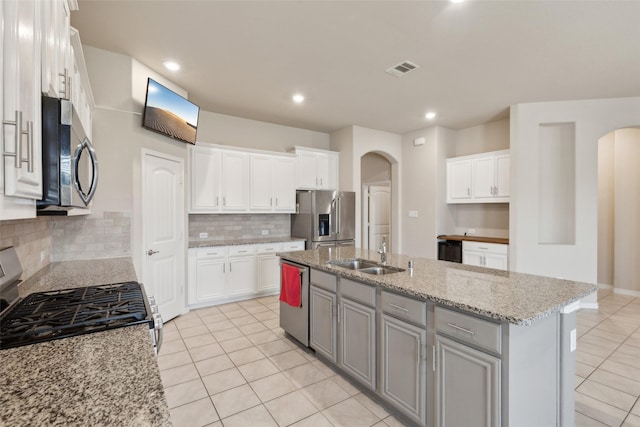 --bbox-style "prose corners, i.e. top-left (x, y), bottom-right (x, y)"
top-left (0, 247), bottom-right (163, 353)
